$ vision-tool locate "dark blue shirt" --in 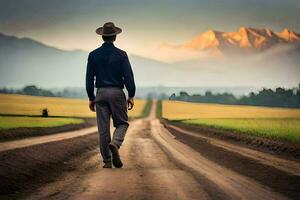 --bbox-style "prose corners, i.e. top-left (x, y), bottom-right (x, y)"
top-left (86, 42), bottom-right (136, 101)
